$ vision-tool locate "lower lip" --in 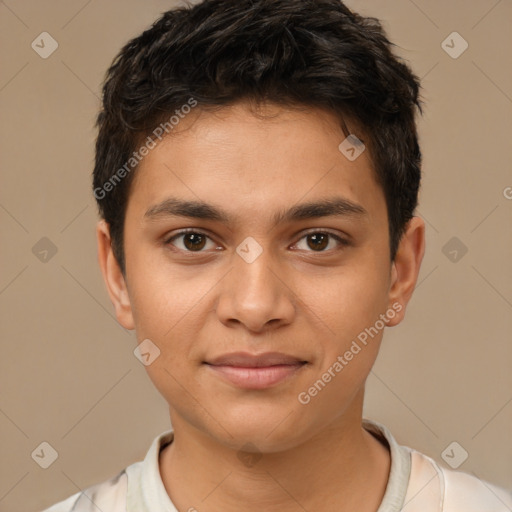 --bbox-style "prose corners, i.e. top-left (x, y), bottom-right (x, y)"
top-left (205, 363), bottom-right (306, 389)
